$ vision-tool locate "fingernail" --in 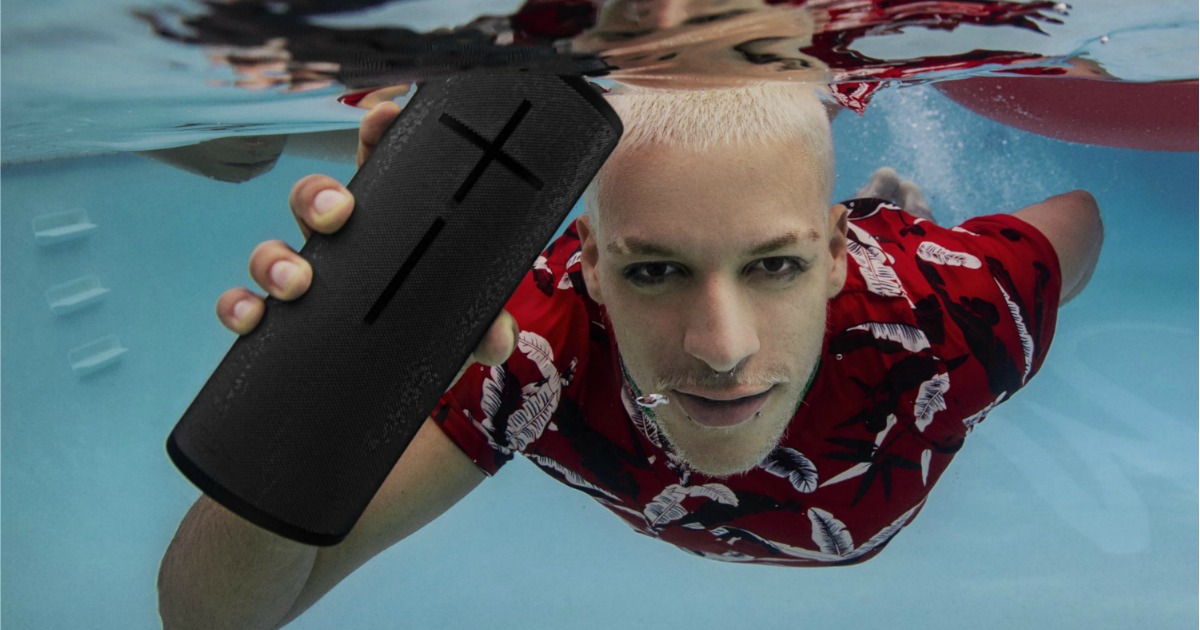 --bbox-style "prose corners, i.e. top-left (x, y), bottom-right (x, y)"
top-left (233, 299), bottom-right (254, 324)
top-left (271, 261), bottom-right (298, 290)
top-left (313, 189), bottom-right (345, 216)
